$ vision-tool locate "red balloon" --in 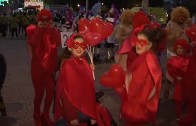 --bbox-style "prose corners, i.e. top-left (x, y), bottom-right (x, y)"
top-left (102, 22), bottom-right (114, 38)
top-left (78, 18), bottom-right (92, 32)
top-left (186, 25), bottom-right (196, 42)
top-left (100, 64), bottom-right (125, 88)
top-left (83, 32), bottom-right (103, 46)
top-left (90, 17), bottom-right (106, 39)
